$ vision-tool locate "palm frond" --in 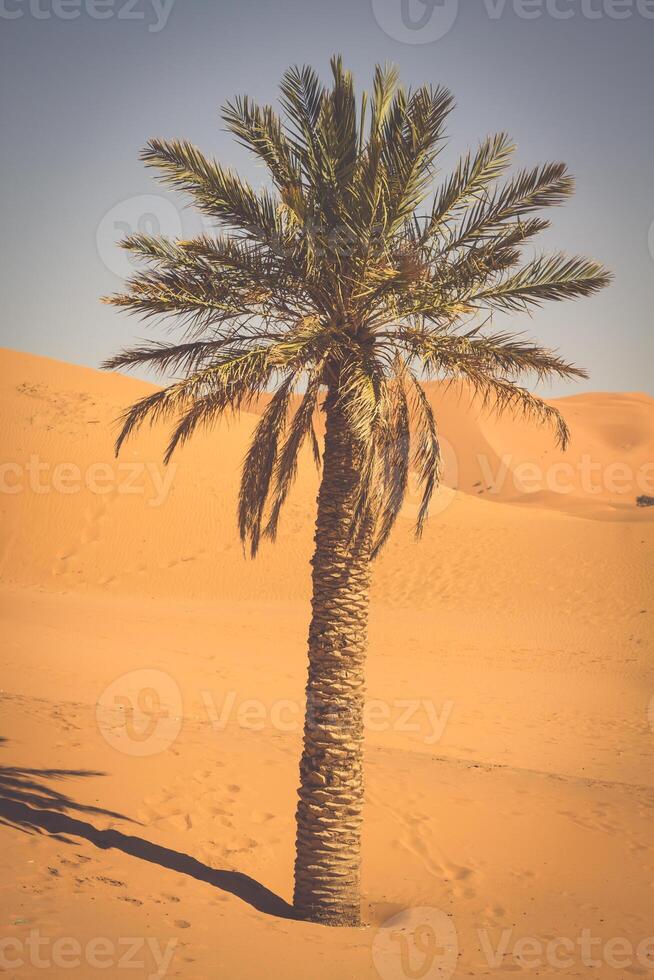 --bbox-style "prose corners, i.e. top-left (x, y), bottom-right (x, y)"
top-left (104, 58), bottom-right (611, 557)
top-left (222, 96), bottom-right (302, 197)
top-left (370, 367), bottom-right (411, 556)
top-left (399, 324), bottom-right (588, 384)
top-left (102, 337), bottom-right (244, 376)
top-left (461, 373), bottom-right (571, 448)
top-left (425, 132), bottom-right (515, 240)
top-left (113, 347), bottom-right (277, 456)
top-left (447, 162), bottom-right (574, 251)
top-left (141, 138), bottom-right (283, 243)
top-left (381, 84), bottom-right (455, 234)
top-left (468, 253), bottom-right (612, 311)
top-left (336, 351), bottom-right (388, 443)
top-left (407, 373), bottom-right (442, 537)
top-left (238, 376), bottom-right (297, 555)
top-left (264, 368), bottom-right (325, 541)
